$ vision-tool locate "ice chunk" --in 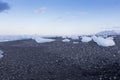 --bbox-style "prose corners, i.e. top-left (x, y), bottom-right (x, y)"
top-left (0, 35), bottom-right (31, 42)
top-left (69, 35), bottom-right (79, 40)
top-left (0, 50), bottom-right (3, 58)
top-left (62, 39), bottom-right (70, 42)
top-left (33, 37), bottom-right (55, 43)
top-left (92, 36), bottom-right (115, 47)
top-left (0, 35), bottom-right (55, 43)
top-left (62, 36), bottom-right (67, 39)
top-left (81, 36), bottom-right (92, 42)
top-left (73, 42), bottom-right (79, 44)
